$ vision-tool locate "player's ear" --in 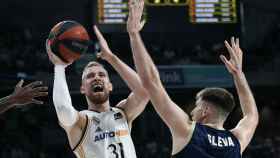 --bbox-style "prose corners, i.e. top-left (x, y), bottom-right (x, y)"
top-left (108, 82), bottom-right (113, 92)
top-left (203, 105), bottom-right (209, 116)
top-left (80, 84), bottom-right (85, 94)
